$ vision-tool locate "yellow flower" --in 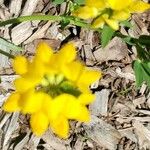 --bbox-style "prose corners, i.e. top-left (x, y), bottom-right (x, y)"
top-left (3, 90), bottom-right (95, 138)
top-left (73, 0), bottom-right (105, 19)
top-left (107, 0), bottom-right (133, 10)
top-left (3, 42), bottom-right (101, 138)
top-left (92, 14), bottom-right (119, 30)
top-left (108, 0), bottom-right (150, 12)
top-left (73, 0), bottom-right (150, 30)
top-left (73, 6), bottom-right (98, 19)
top-left (46, 94), bottom-right (92, 138)
top-left (30, 111), bottom-right (49, 136)
top-left (14, 43), bottom-right (53, 92)
top-left (62, 61), bottom-right (101, 93)
top-left (129, 0), bottom-right (150, 13)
